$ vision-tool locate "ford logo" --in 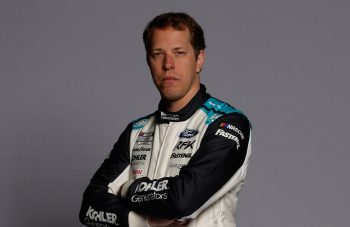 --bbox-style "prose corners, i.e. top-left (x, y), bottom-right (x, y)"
top-left (179, 129), bottom-right (199, 138)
